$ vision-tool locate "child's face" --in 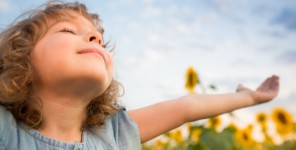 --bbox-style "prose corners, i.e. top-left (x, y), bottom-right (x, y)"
top-left (31, 11), bottom-right (113, 96)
